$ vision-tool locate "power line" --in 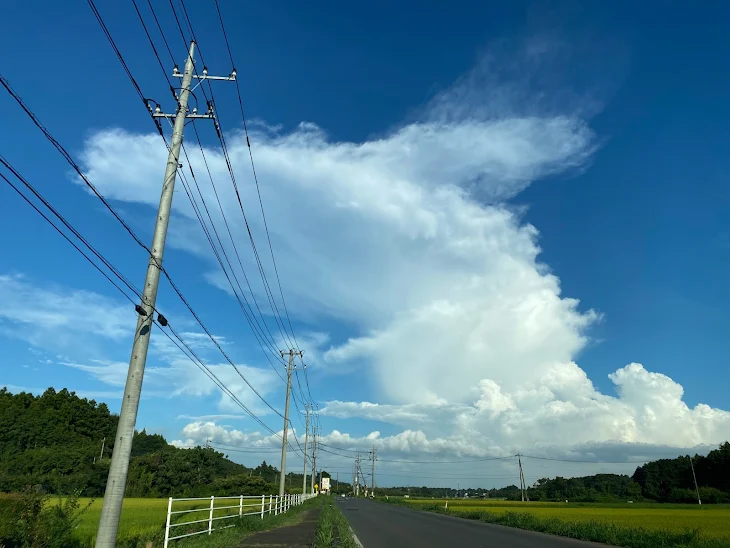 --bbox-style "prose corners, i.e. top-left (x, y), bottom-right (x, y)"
top-left (316, 443), bottom-right (516, 464)
top-left (519, 454), bottom-right (652, 464)
top-left (172, 3), bottom-right (319, 429)
top-left (0, 154), bottom-right (283, 442)
top-left (212, 0), bottom-right (302, 352)
top-left (174, 0), bottom-right (297, 353)
top-left (3, 17), bottom-right (285, 422)
top-left (131, 0), bottom-right (290, 373)
top-left (99, 3), bottom-right (314, 453)
top-left (0, 73), bottom-right (150, 253)
top-left (0, 162), bottom-right (139, 307)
